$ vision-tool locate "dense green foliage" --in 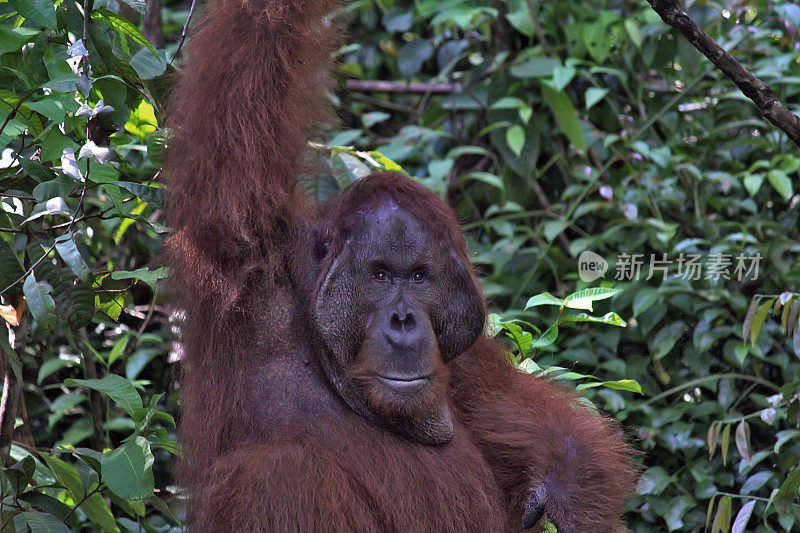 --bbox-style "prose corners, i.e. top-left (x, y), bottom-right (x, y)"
top-left (1, 0), bottom-right (799, 531)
